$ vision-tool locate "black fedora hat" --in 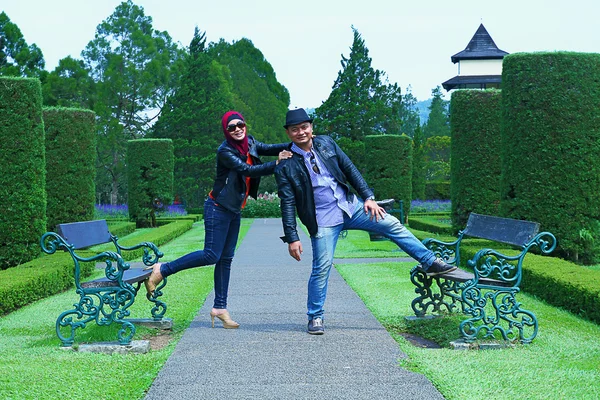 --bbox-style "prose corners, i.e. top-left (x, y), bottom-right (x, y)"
top-left (284, 108), bottom-right (313, 128)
